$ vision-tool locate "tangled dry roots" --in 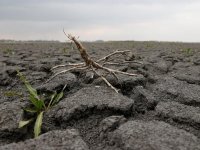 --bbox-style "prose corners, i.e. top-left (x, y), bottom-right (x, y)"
top-left (46, 32), bottom-right (140, 93)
